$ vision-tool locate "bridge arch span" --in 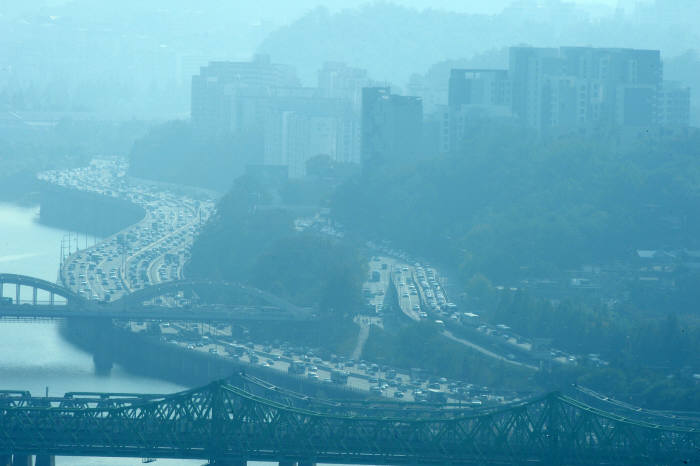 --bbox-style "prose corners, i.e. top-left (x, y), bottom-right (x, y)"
top-left (0, 273), bottom-right (85, 306)
top-left (113, 279), bottom-right (311, 319)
